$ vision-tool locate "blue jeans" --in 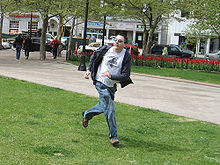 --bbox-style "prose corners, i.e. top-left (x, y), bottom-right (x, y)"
top-left (84, 81), bottom-right (118, 141)
top-left (16, 46), bottom-right (22, 59)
